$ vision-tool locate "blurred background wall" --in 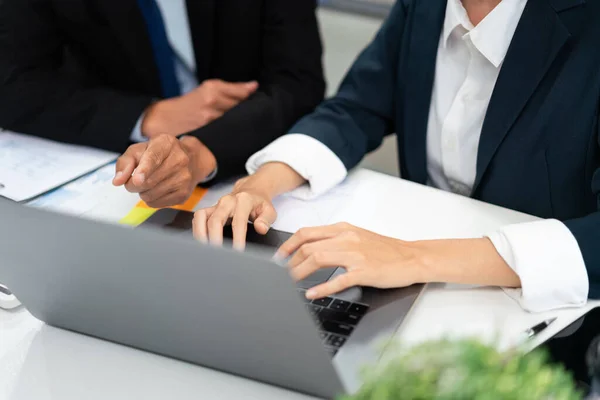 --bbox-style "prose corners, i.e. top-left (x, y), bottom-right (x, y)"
top-left (317, 4), bottom-right (400, 177)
